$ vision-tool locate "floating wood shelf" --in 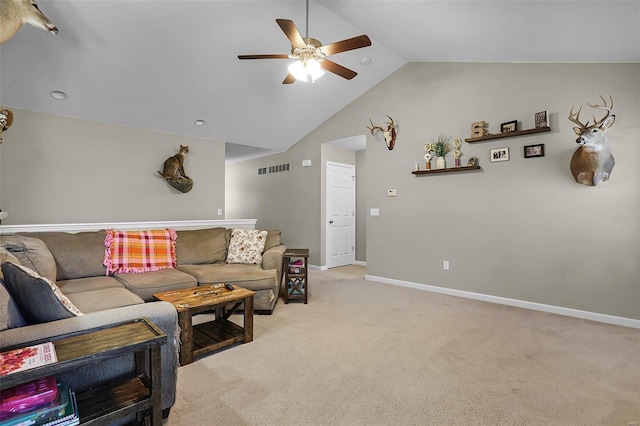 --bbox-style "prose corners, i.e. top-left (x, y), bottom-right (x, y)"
top-left (412, 165), bottom-right (481, 175)
top-left (465, 126), bottom-right (551, 143)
